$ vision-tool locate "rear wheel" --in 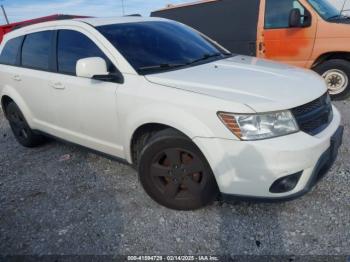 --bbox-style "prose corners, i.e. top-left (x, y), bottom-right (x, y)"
top-left (6, 102), bottom-right (46, 147)
top-left (138, 129), bottom-right (219, 210)
top-left (314, 59), bottom-right (350, 100)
